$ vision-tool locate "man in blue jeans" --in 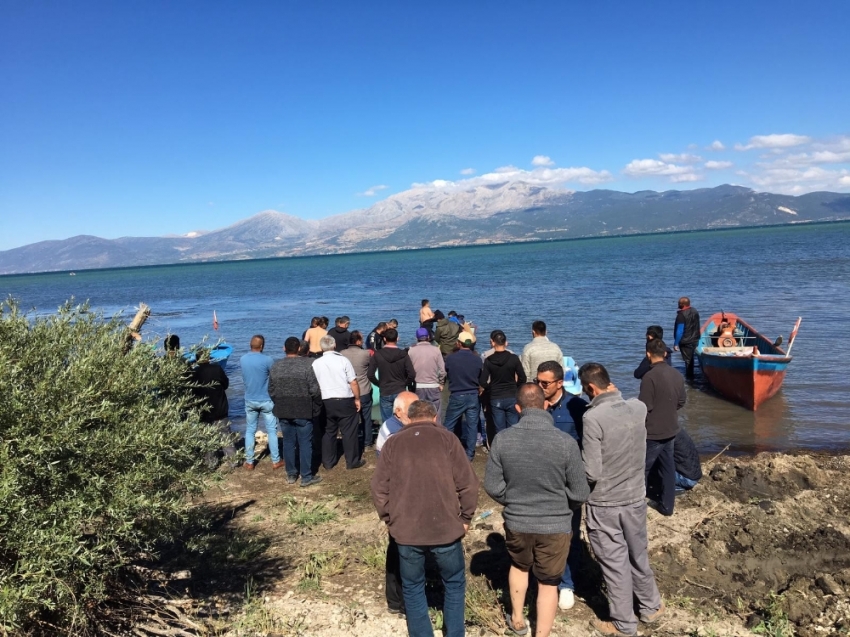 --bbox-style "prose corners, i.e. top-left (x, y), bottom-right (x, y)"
top-left (371, 400), bottom-right (479, 637)
top-left (240, 335), bottom-right (281, 470)
top-left (269, 337), bottom-right (323, 486)
top-left (444, 338), bottom-right (483, 460)
top-left (478, 330), bottom-right (526, 435)
top-left (368, 328), bottom-right (416, 424)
